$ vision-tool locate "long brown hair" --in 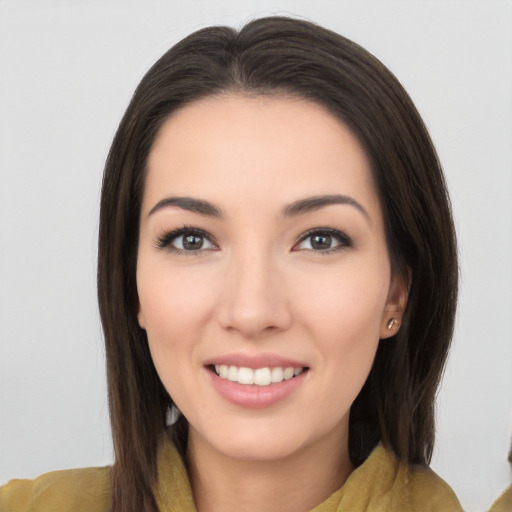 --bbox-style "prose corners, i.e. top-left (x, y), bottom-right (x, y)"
top-left (98, 16), bottom-right (458, 511)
